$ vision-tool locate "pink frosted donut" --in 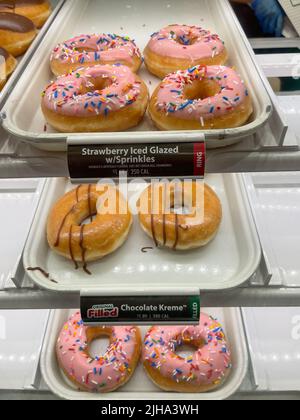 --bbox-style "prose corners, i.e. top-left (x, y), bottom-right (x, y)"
top-left (149, 65), bottom-right (253, 131)
top-left (41, 64), bottom-right (149, 133)
top-left (56, 312), bottom-right (142, 393)
top-left (144, 25), bottom-right (228, 78)
top-left (50, 34), bottom-right (142, 76)
top-left (143, 313), bottom-right (232, 393)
